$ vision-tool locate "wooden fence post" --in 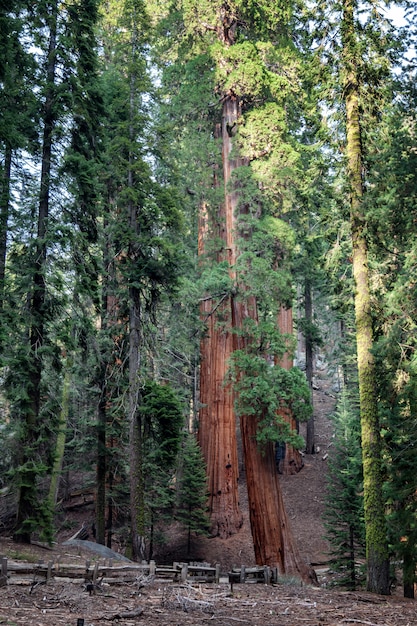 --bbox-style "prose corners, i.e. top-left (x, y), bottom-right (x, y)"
top-left (0, 556), bottom-right (7, 587)
top-left (181, 563), bottom-right (188, 582)
top-left (47, 561), bottom-right (53, 583)
top-left (215, 564), bottom-right (220, 583)
top-left (93, 562), bottom-right (99, 584)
